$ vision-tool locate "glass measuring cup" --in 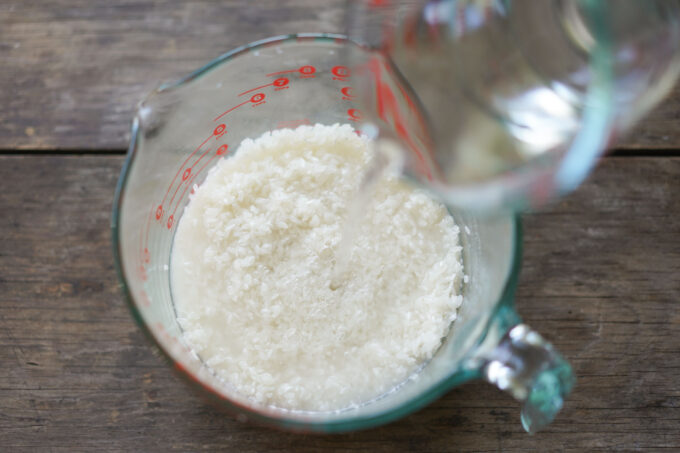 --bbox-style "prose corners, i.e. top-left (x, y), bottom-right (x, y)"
top-left (112, 33), bottom-right (573, 433)
top-left (346, 0), bottom-right (680, 213)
